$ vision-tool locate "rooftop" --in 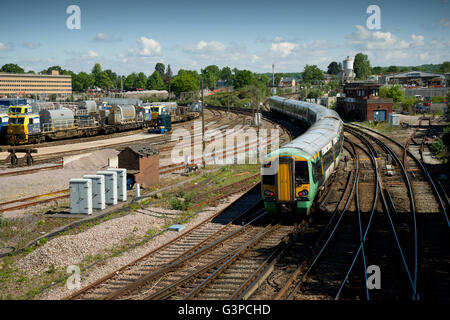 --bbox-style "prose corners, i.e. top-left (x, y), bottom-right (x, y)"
top-left (124, 144), bottom-right (160, 157)
top-left (387, 71), bottom-right (445, 79)
top-left (344, 81), bottom-right (382, 88)
top-left (0, 72), bottom-right (71, 78)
